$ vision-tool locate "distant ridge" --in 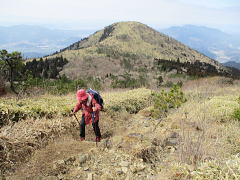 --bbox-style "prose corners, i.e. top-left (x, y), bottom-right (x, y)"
top-left (0, 25), bottom-right (91, 58)
top-left (161, 25), bottom-right (240, 63)
top-left (223, 61), bottom-right (240, 70)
